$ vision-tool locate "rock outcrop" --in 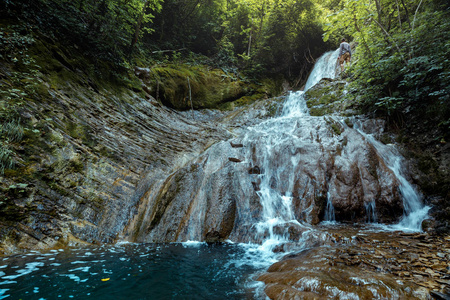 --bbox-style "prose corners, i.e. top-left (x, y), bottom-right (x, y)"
top-left (123, 101), bottom-right (406, 243)
top-left (258, 225), bottom-right (450, 299)
top-left (0, 56), bottom-right (233, 253)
